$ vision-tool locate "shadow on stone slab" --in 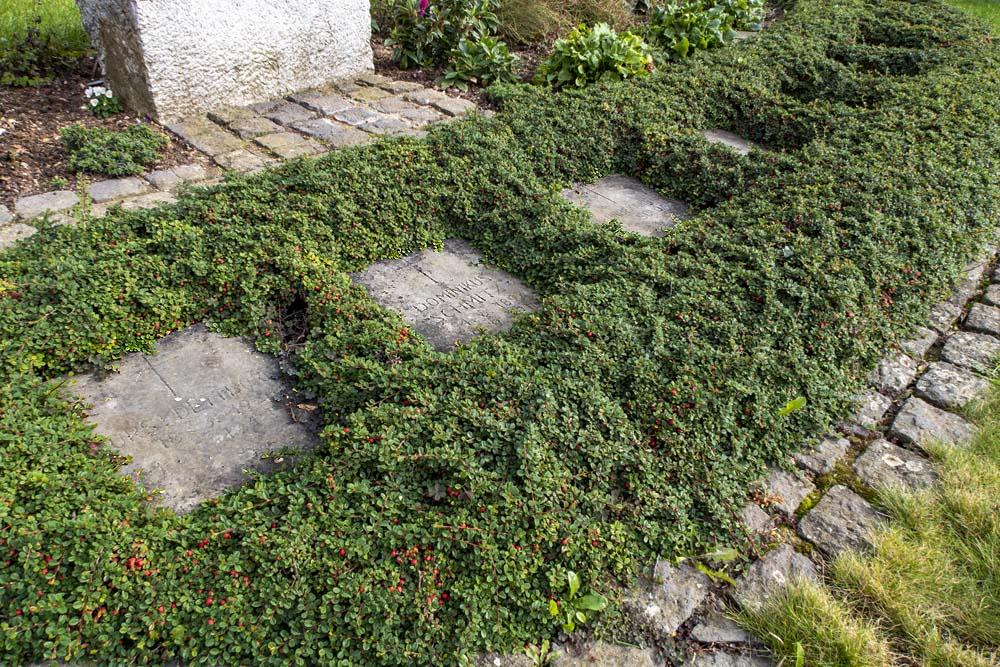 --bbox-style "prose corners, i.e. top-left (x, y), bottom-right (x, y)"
top-left (351, 238), bottom-right (538, 352)
top-left (68, 325), bottom-right (319, 513)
